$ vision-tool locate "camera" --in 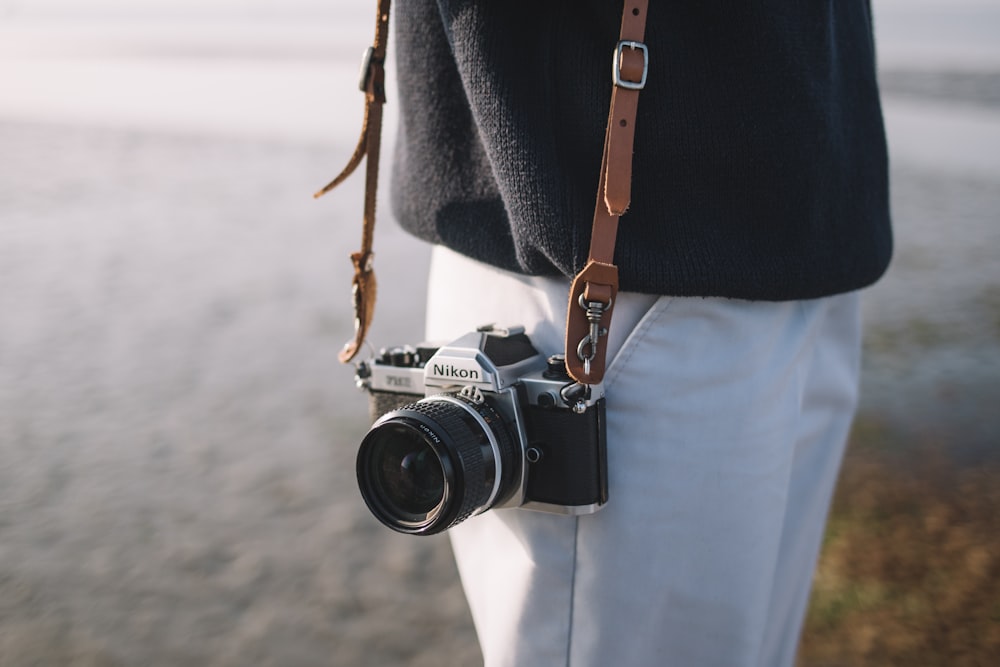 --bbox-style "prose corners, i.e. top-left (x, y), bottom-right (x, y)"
top-left (353, 325), bottom-right (608, 535)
